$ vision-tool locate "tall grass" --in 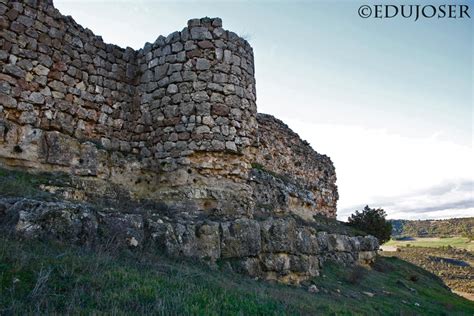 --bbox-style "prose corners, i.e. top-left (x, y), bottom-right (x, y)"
top-left (1, 235), bottom-right (473, 315)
